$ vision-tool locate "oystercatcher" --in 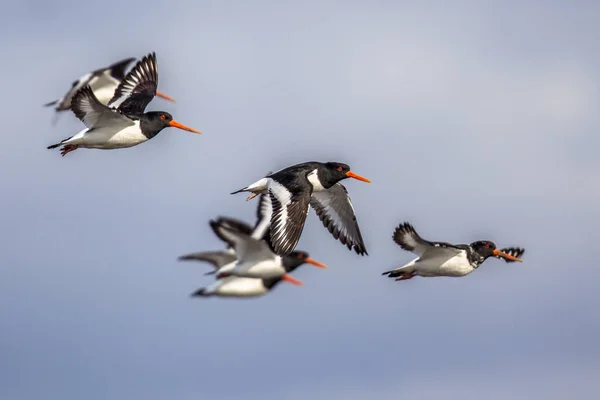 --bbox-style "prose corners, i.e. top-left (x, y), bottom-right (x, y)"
top-left (44, 56), bottom-right (174, 115)
top-left (46, 53), bottom-right (200, 156)
top-left (382, 222), bottom-right (524, 281)
top-left (209, 217), bottom-right (327, 281)
top-left (231, 161), bottom-right (371, 256)
top-left (190, 276), bottom-right (300, 298)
